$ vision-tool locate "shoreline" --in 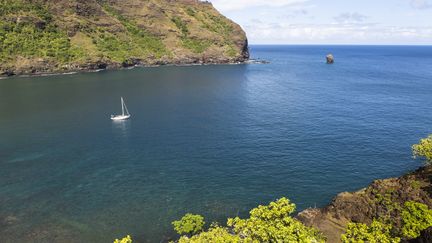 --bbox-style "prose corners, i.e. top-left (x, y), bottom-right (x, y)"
top-left (297, 165), bottom-right (432, 242)
top-left (0, 59), bottom-right (268, 80)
